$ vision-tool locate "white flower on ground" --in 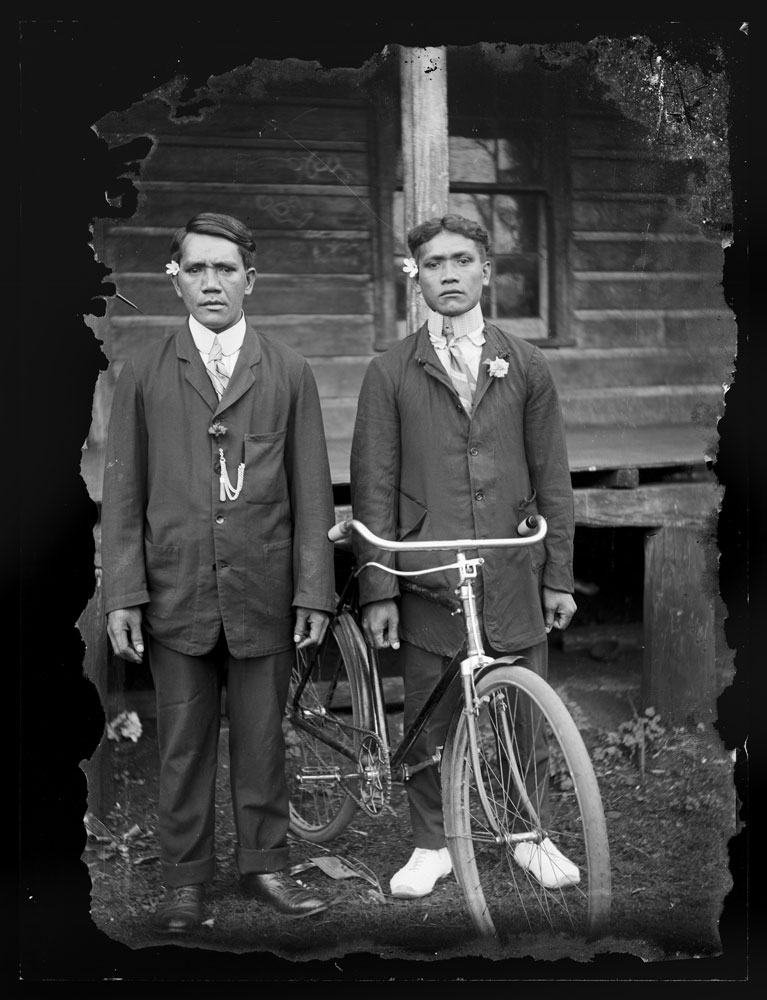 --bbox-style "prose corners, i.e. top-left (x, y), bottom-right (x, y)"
top-left (165, 260), bottom-right (180, 276)
top-left (484, 356), bottom-right (510, 378)
top-left (106, 710), bottom-right (143, 743)
top-left (402, 257), bottom-right (418, 278)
